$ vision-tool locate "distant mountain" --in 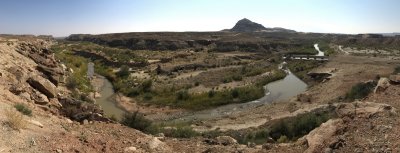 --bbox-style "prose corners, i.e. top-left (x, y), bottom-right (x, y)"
top-left (228, 18), bottom-right (295, 33)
